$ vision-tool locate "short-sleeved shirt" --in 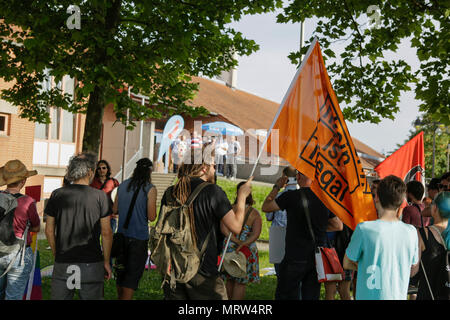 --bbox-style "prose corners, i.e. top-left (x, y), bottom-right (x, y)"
top-left (117, 179), bottom-right (154, 240)
top-left (402, 203), bottom-right (431, 228)
top-left (265, 184), bottom-right (298, 228)
top-left (8, 193), bottom-right (40, 245)
top-left (275, 188), bottom-right (334, 262)
top-left (160, 178), bottom-right (232, 277)
top-left (45, 184), bottom-right (111, 263)
top-left (346, 220), bottom-right (419, 300)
